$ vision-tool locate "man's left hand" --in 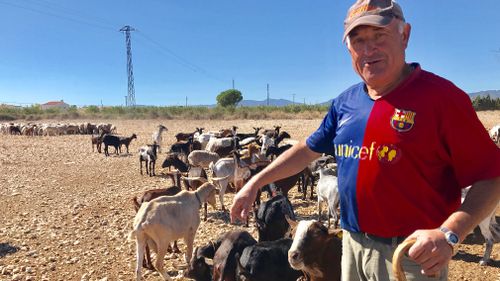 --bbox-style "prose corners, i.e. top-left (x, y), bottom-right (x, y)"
top-left (406, 229), bottom-right (454, 276)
